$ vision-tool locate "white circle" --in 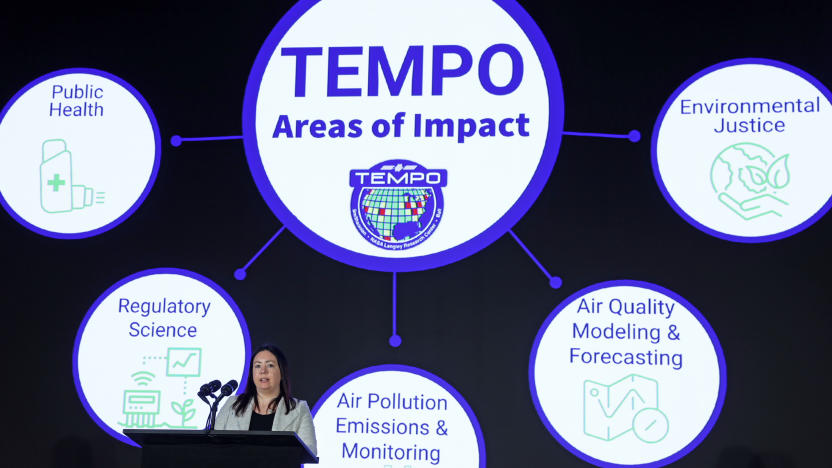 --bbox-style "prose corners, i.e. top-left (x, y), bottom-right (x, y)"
top-left (532, 284), bottom-right (722, 466)
top-left (0, 71), bottom-right (157, 237)
top-left (75, 271), bottom-right (248, 444)
top-left (311, 368), bottom-right (483, 467)
top-left (655, 62), bottom-right (832, 240)
top-left (253, 0), bottom-right (551, 258)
